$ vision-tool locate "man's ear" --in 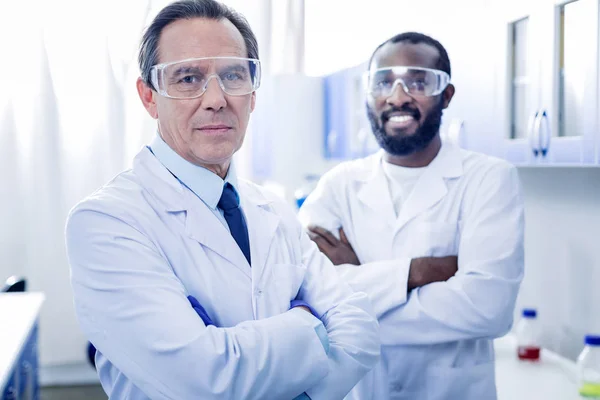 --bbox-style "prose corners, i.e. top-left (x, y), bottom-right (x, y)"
top-left (137, 77), bottom-right (158, 119)
top-left (250, 91), bottom-right (256, 113)
top-left (442, 83), bottom-right (455, 109)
